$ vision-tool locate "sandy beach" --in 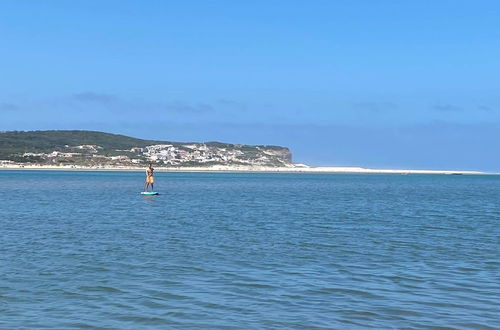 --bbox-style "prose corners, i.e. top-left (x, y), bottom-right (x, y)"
top-left (0, 164), bottom-right (485, 175)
